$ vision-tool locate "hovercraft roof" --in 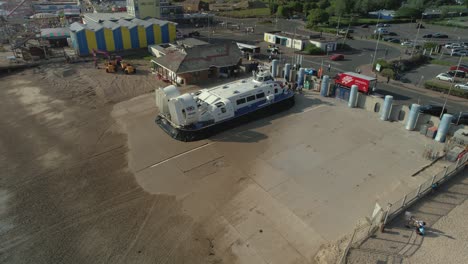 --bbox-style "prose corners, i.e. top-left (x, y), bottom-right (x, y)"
top-left (206, 70), bottom-right (275, 99)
